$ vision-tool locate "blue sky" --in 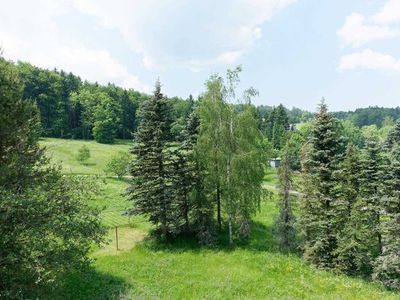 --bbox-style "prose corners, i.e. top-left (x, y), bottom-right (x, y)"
top-left (1, 0), bottom-right (400, 111)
